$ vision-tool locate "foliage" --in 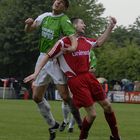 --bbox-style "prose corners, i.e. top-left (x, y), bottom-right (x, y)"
top-left (0, 0), bottom-right (52, 78)
top-left (95, 42), bottom-right (140, 81)
top-left (0, 0), bottom-right (139, 82)
top-left (66, 0), bottom-right (106, 37)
